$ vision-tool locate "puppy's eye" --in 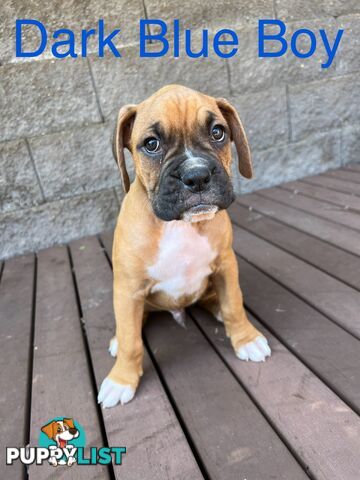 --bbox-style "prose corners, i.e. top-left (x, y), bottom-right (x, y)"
top-left (57, 427), bottom-right (61, 432)
top-left (211, 125), bottom-right (225, 142)
top-left (144, 137), bottom-right (160, 154)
